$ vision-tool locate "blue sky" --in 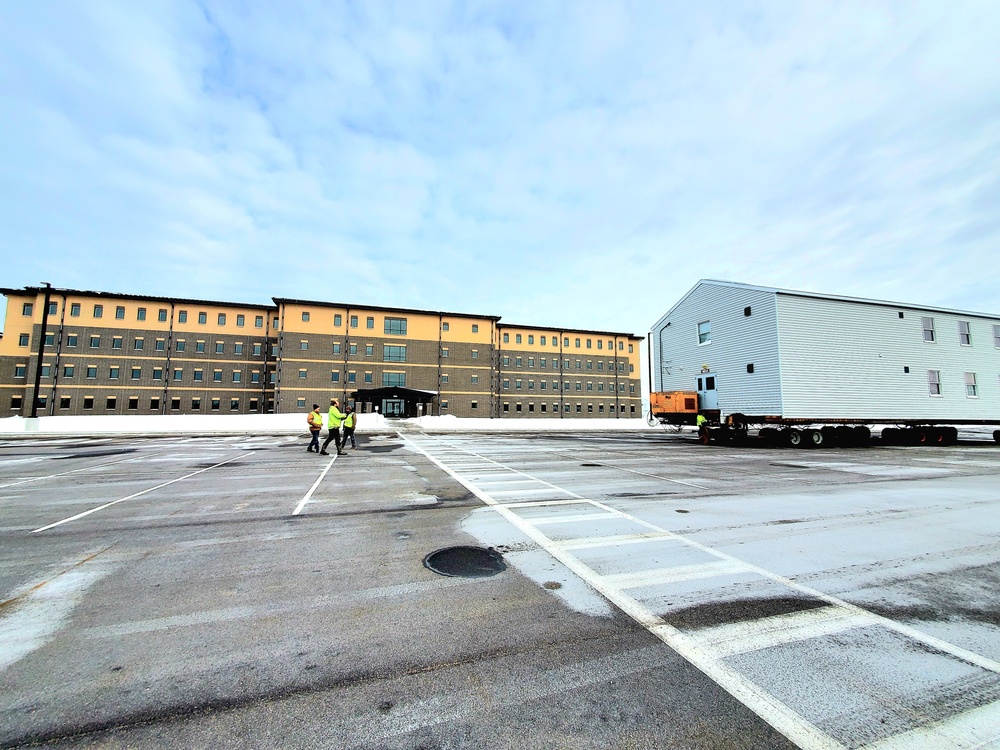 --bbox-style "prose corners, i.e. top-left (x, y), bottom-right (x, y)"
top-left (2, 1), bottom-right (999, 336)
